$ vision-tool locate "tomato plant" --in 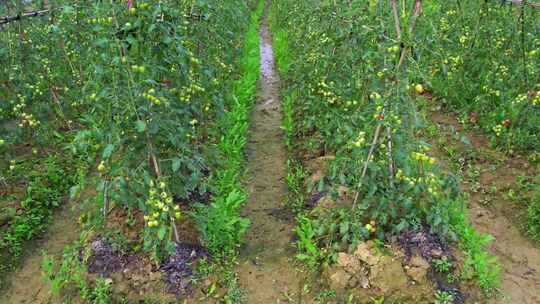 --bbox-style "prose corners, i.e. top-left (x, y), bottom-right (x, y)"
top-left (271, 0), bottom-right (501, 293)
top-left (0, 0), bottom-right (258, 275)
